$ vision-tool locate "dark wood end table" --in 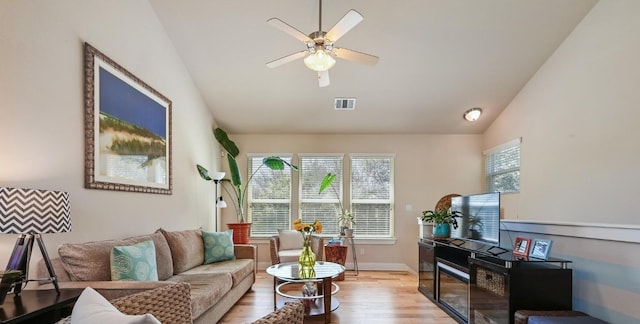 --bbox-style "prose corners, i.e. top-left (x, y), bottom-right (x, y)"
top-left (0, 289), bottom-right (83, 324)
